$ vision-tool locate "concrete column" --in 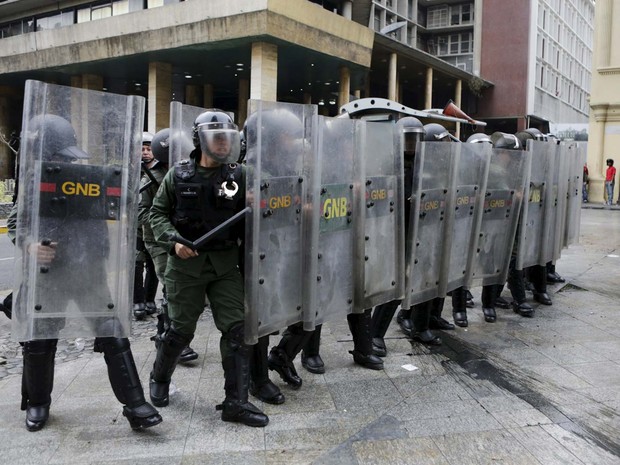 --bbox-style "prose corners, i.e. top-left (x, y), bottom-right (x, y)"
top-left (0, 88), bottom-right (17, 179)
top-left (454, 79), bottom-right (463, 139)
top-left (185, 85), bottom-right (201, 106)
top-left (589, 105), bottom-right (609, 203)
top-left (203, 84), bottom-right (214, 108)
top-left (338, 66), bottom-right (351, 109)
top-left (303, 93), bottom-right (312, 104)
top-left (596, 0), bottom-right (613, 68)
top-left (148, 62), bottom-right (172, 132)
top-left (354, 89), bottom-right (361, 99)
top-left (82, 74), bottom-right (103, 90)
top-left (238, 78), bottom-right (249, 127)
top-left (388, 53), bottom-right (398, 101)
top-left (342, 1), bottom-right (353, 20)
top-left (70, 76), bottom-right (82, 89)
top-left (250, 42), bottom-right (278, 102)
top-left (424, 67), bottom-right (433, 109)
